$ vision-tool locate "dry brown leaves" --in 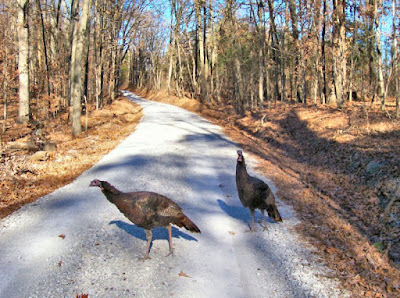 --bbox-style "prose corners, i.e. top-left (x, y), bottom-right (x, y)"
top-left (0, 96), bottom-right (142, 219)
